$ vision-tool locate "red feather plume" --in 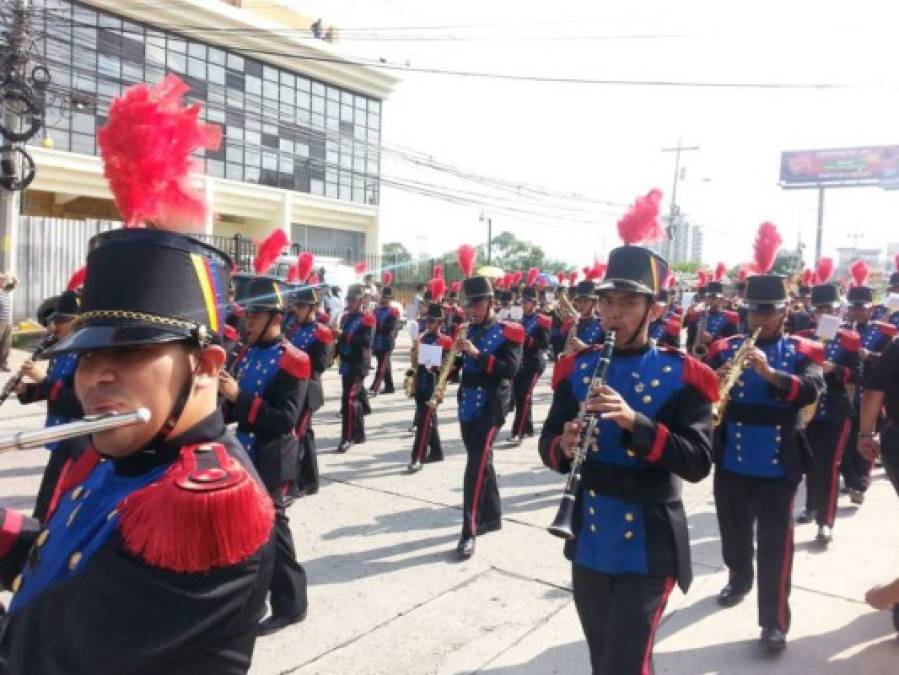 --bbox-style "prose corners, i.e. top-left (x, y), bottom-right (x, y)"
top-left (593, 262), bottom-right (607, 280)
top-left (254, 229), bottom-right (288, 275)
top-left (816, 257), bottom-right (834, 284)
top-left (801, 268), bottom-right (814, 287)
top-left (433, 263), bottom-right (444, 280)
top-left (582, 265), bottom-right (592, 277)
top-left (296, 251), bottom-right (314, 283)
top-left (66, 266), bottom-right (87, 291)
top-left (428, 277), bottom-right (446, 301)
top-left (451, 280), bottom-right (462, 293)
top-left (98, 75), bottom-right (221, 231)
top-left (568, 270), bottom-right (578, 286)
top-left (556, 271), bottom-right (565, 284)
top-left (894, 254), bottom-right (899, 272)
top-left (457, 245), bottom-right (477, 278)
top-left (714, 262), bottom-right (727, 282)
top-left (382, 270), bottom-right (393, 287)
top-left (751, 222), bottom-right (782, 274)
top-left (527, 267), bottom-right (540, 287)
top-left (849, 260), bottom-right (869, 287)
top-left (666, 272), bottom-right (677, 289)
top-left (308, 273), bottom-right (320, 286)
top-left (511, 271), bottom-right (522, 286)
top-left (287, 264), bottom-right (300, 282)
top-left (697, 270), bottom-right (709, 287)
top-left (617, 188), bottom-right (664, 245)
top-left (354, 261), bottom-right (368, 275)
